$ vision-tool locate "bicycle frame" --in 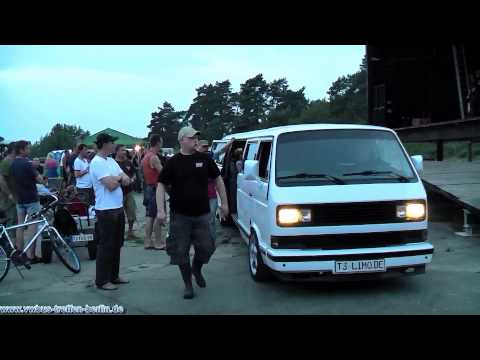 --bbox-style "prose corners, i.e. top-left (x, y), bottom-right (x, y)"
top-left (0, 216), bottom-right (50, 256)
top-left (1, 193), bottom-right (81, 279)
top-left (0, 193), bottom-right (61, 254)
